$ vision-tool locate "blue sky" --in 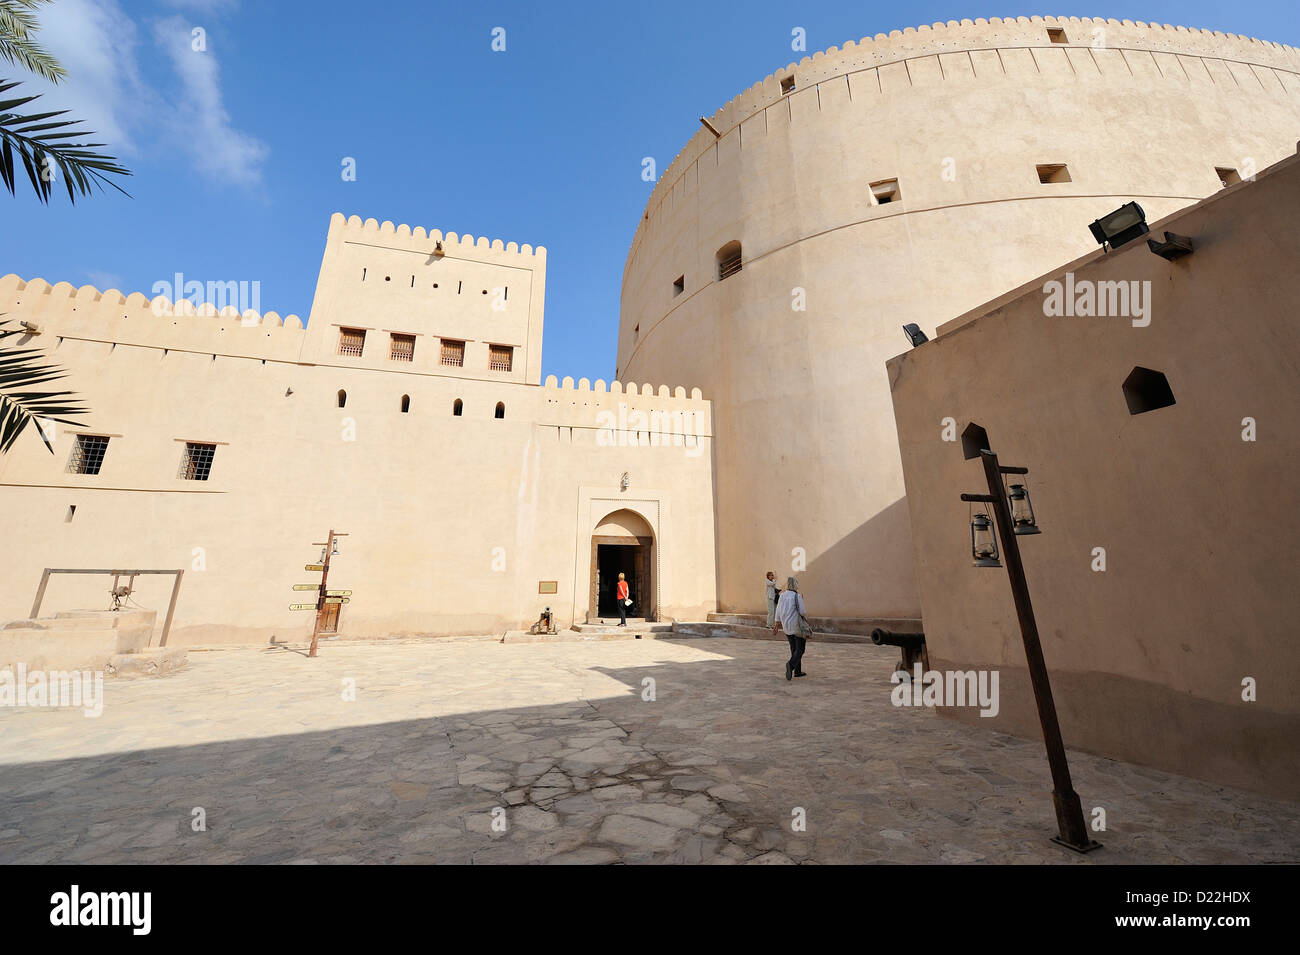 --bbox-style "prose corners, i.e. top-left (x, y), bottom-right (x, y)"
top-left (3, 0), bottom-right (1297, 381)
